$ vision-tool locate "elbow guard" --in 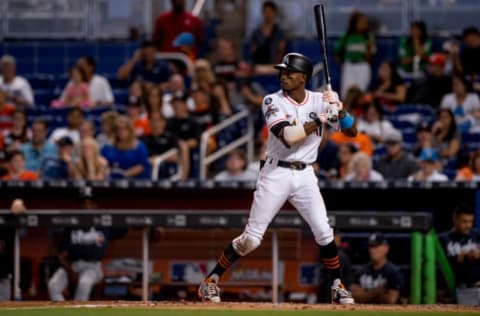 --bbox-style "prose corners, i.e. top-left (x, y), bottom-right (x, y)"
top-left (283, 125), bottom-right (307, 145)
